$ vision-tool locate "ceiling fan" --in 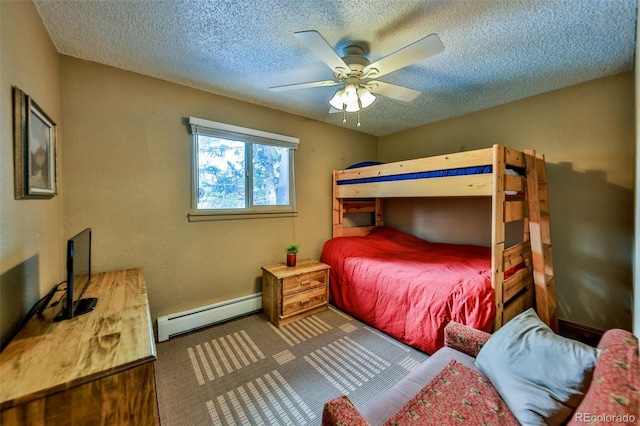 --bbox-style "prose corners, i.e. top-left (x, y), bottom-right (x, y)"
top-left (269, 30), bottom-right (445, 127)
